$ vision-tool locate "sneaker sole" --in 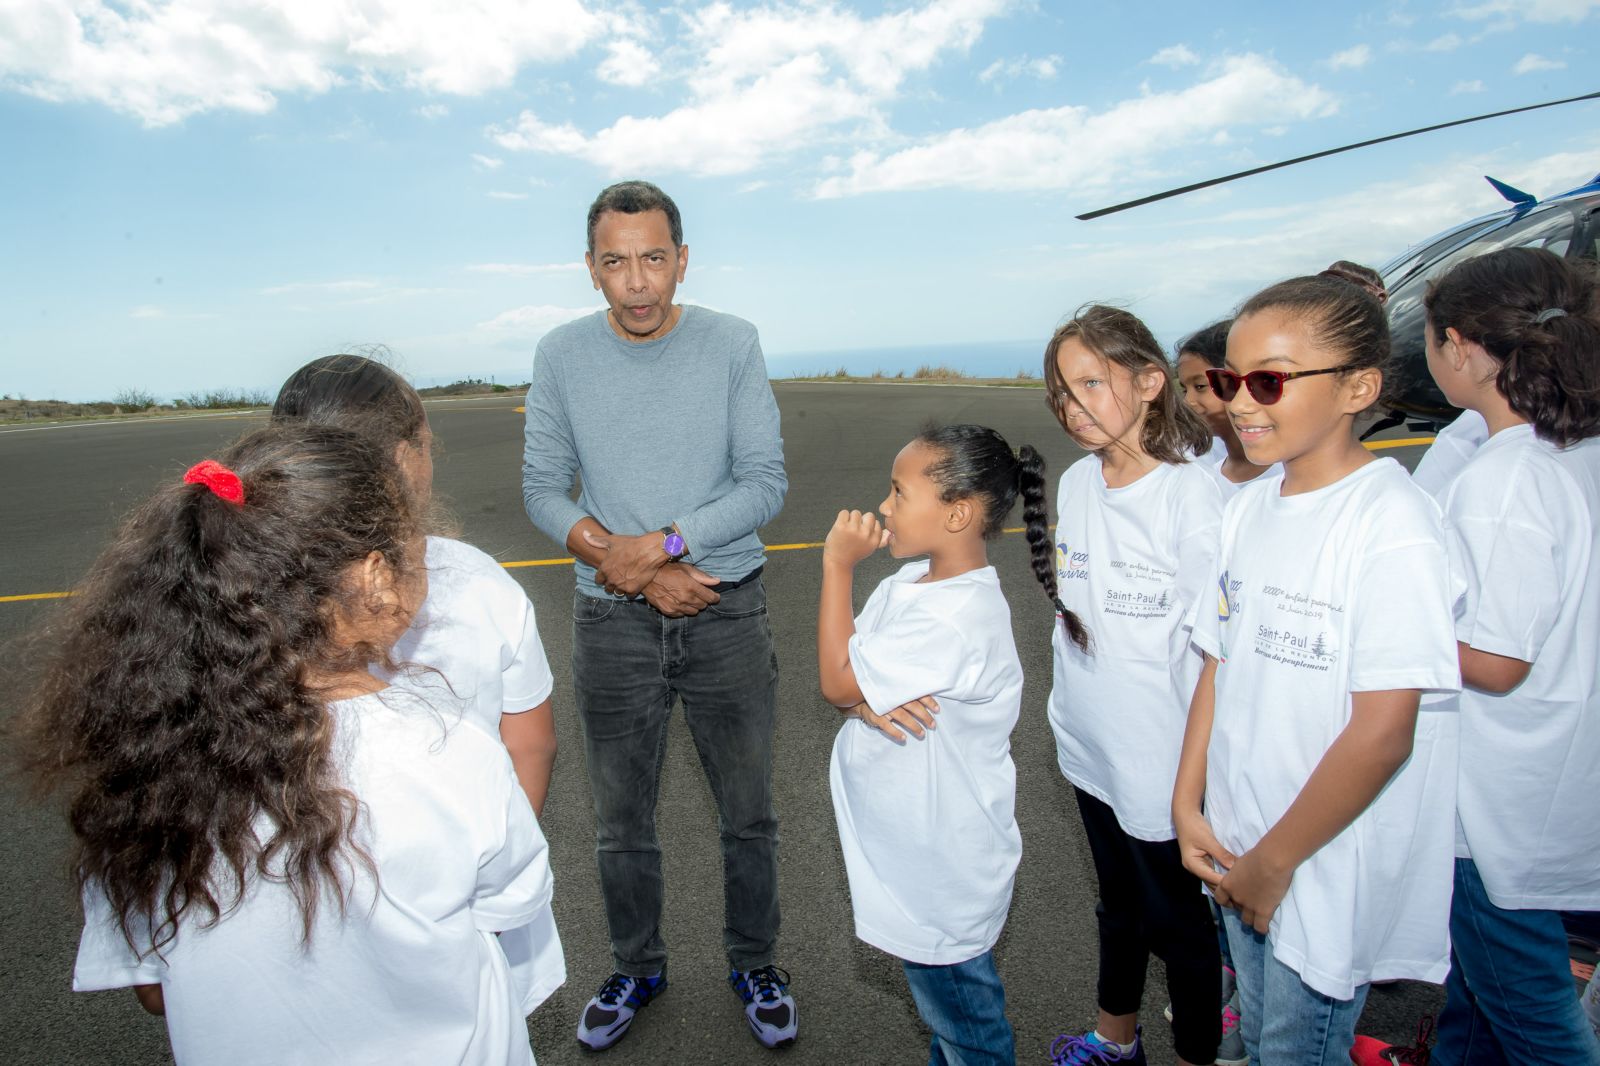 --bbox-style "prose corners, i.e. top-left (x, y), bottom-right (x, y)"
top-left (745, 1010), bottom-right (799, 1048)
